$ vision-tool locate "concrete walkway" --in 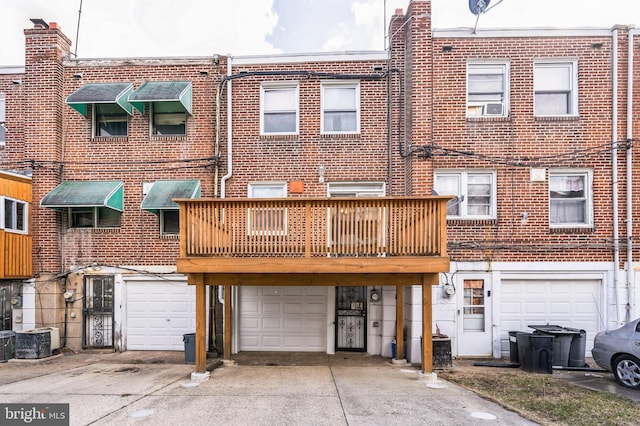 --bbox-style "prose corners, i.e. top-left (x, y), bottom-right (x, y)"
top-left (0, 351), bottom-right (538, 426)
